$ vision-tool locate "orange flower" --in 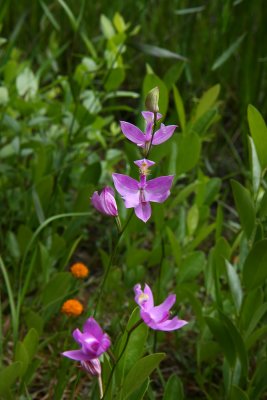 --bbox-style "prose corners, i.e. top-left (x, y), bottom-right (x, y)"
top-left (61, 299), bottom-right (83, 316)
top-left (70, 262), bottom-right (89, 279)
